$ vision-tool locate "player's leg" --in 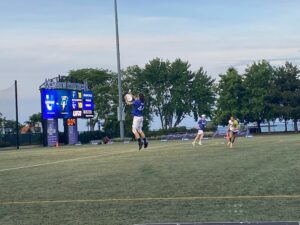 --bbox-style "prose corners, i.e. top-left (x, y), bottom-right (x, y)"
top-left (132, 117), bottom-right (143, 150)
top-left (140, 117), bottom-right (148, 148)
top-left (230, 132), bottom-right (236, 148)
top-left (136, 117), bottom-right (146, 150)
top-left (231, 132), bottom-right (236, 148)
top-left (226, 130), bottom-right (231, 145)
top-left (228, 131), bottom-right (233, 147)
top-left (198, 131), bottom-right (204, 145)
top-left (192, 132), bottom-right (200, 146)
top-left (138, 130), bottom-right (148, 148)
